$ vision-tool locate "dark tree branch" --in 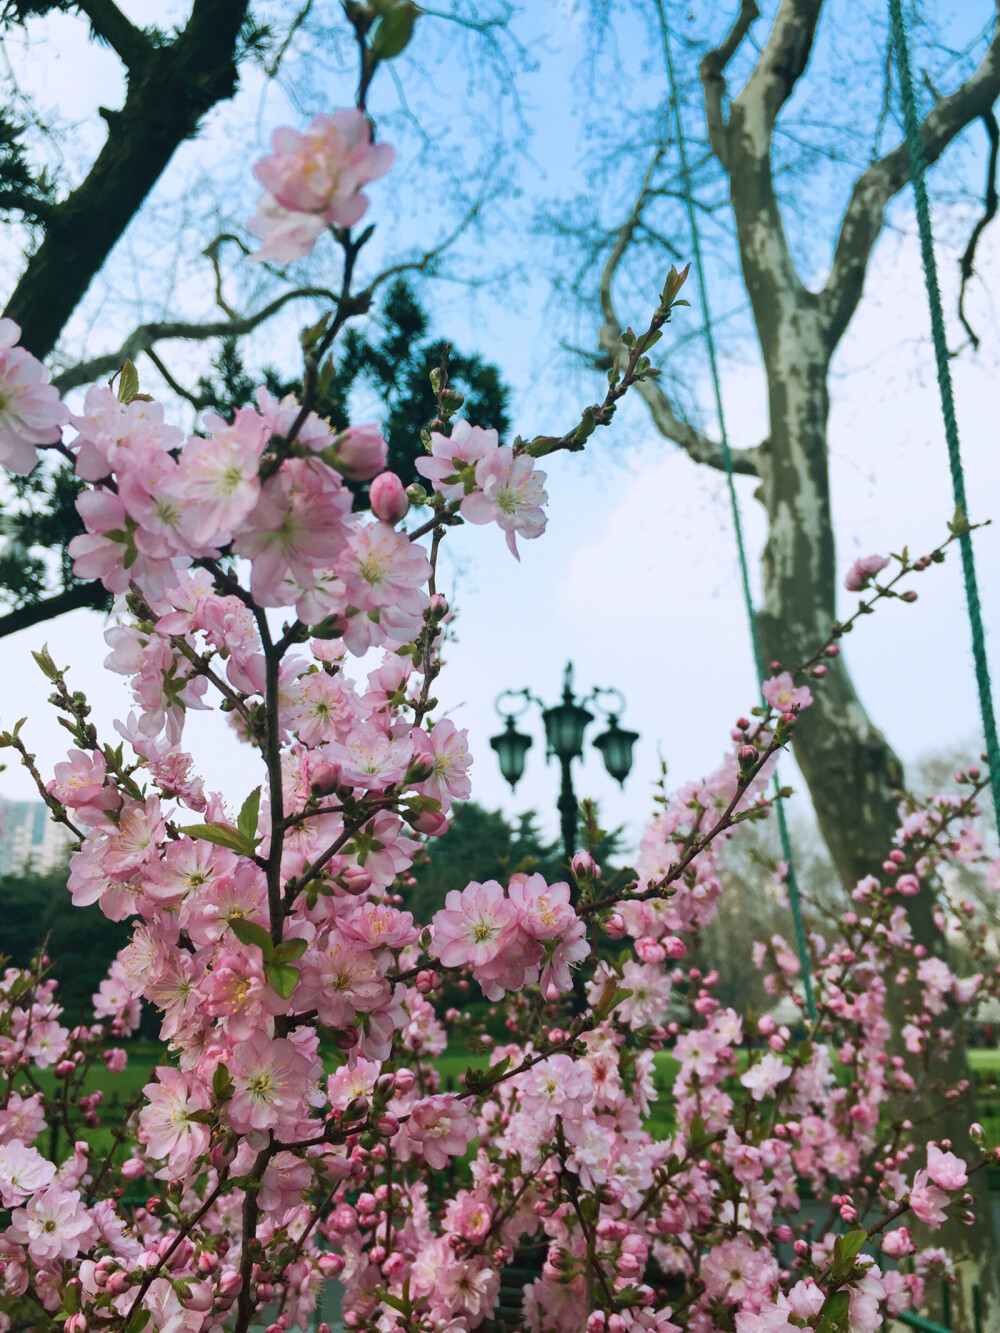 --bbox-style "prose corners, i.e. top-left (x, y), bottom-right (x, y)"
top-left (3, 0), bottom-right (252, 361)
top-left (75, 0), bottom-right (152, 69)
top-left (0, 188), bottom-right (56, 225)
top-left (958, 109), bottom-right (999, 350)
top-left (0, 583), bottom-right (109, 641)
top-left (820, 19), bottom-right (1000, 348)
